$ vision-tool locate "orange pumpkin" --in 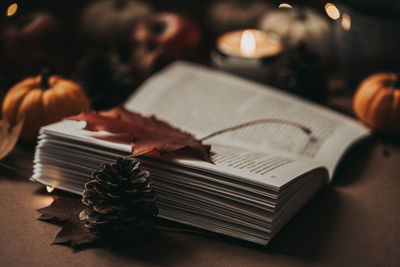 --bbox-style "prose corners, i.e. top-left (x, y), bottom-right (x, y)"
top-left (2, 70), bottom-right (90, 142)
top-left (353, 72), bottom-right (400, 134)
